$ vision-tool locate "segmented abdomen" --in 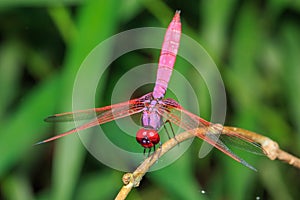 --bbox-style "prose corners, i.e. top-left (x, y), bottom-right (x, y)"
top-left (153, 11), bottom-right (181, 99)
